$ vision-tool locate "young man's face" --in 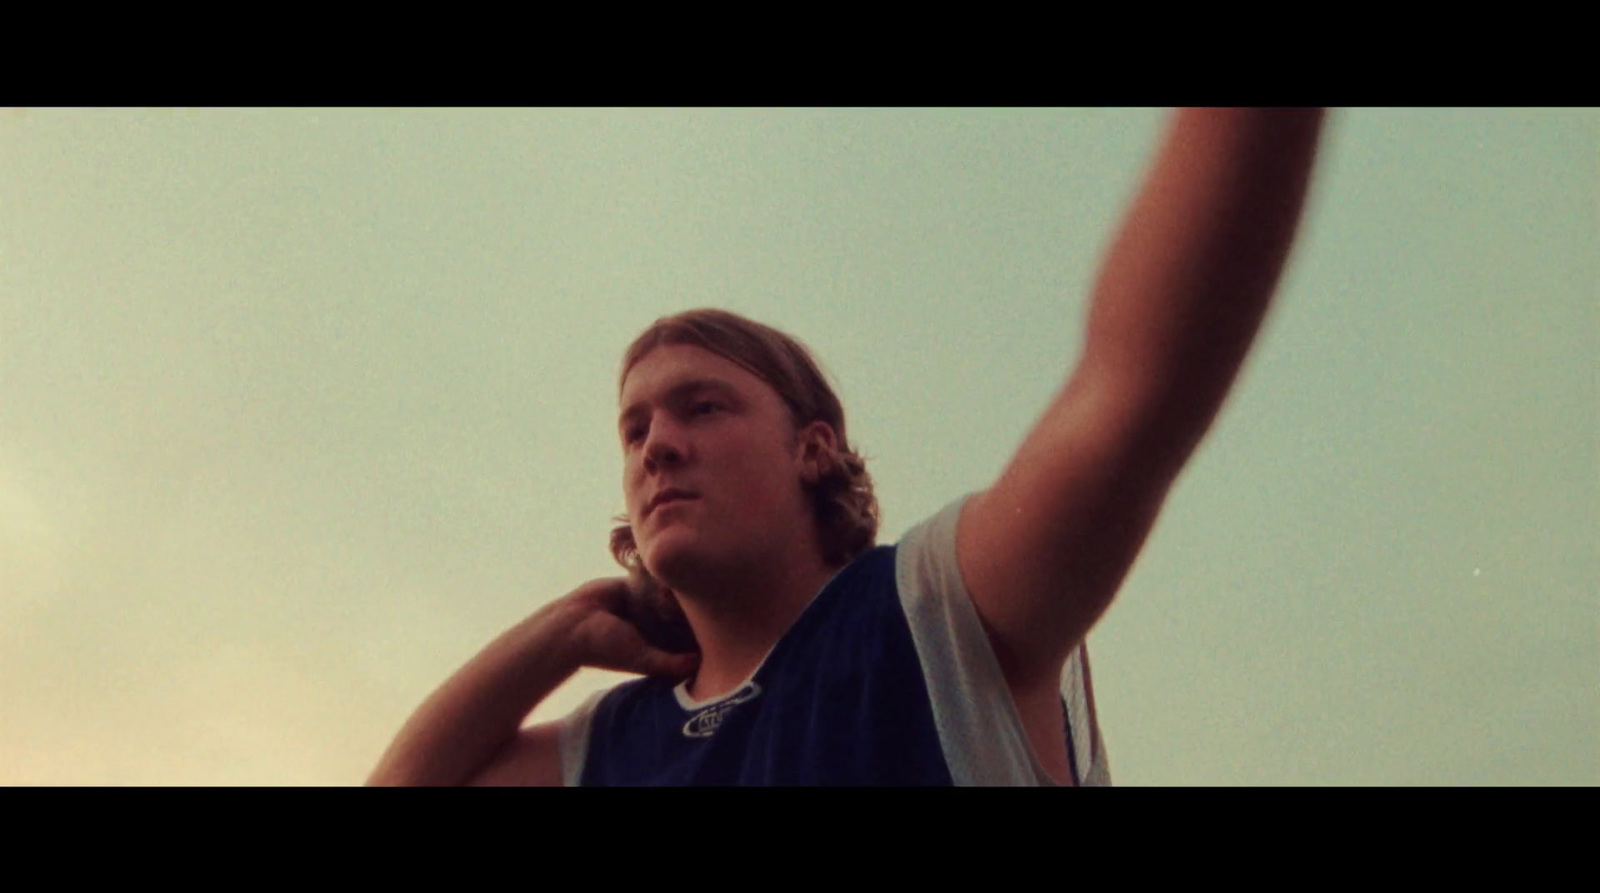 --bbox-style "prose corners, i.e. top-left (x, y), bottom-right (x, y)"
top-left (619, 344), bottom-right (816, 589)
